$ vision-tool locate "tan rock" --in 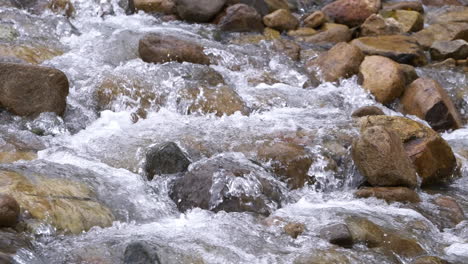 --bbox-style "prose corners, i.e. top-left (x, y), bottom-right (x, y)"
top-left (401, 78), bottom-right (462, 131)
top-left (48, 0), bottom-right (75, 17)
top-left (0, 151), bottom-right (37, 164)
top-left (430, 40), bottom-right (468, 61)
top-left (322, 0), bottom-right (381, 27)
top-left (284, 222), bottom-right (305, 238)
top-left (0, 44), bottom-right (63, 64)
top-left (303, 23), bottom-right (351, 44)
top-left (351, 106), bottom-right (385, 117)
top-left (382, 1), bottom-right (424, 13)
top-left (381, 10), bottom-right (424, 33)
top-left (359, 55), bottom-right (406, 104)
top-left (133, 0), bottom-right (175, 14)
top-left (433, 196), bottom-right (465, 226)
top-left (359, 14), bottom-right (402, 37)
top-left (355, 187), bottom-right (420, 203)
top-left (430, 8), bottom-right (468, 24)
top-left (413, 22), bottom-right (468, 49)
top-left (263, 9), bottom-right (299, 31)
top-left (287, 27), bottom-right (317, 37)
top-left (303, 11), bottom-right (326, 29)
top-left (265, 0), bottom-right (290, 11)
top-left (272, 39), bottom-right (301, 60)
top-left (412, 256), bottom-right (450, 264)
